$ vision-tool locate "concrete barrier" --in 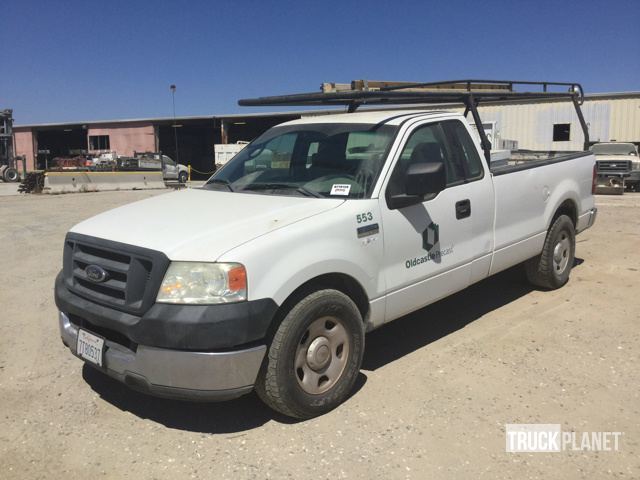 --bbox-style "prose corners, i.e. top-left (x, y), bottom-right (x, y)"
top-left (43, 171), bottom-right (167, 194)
